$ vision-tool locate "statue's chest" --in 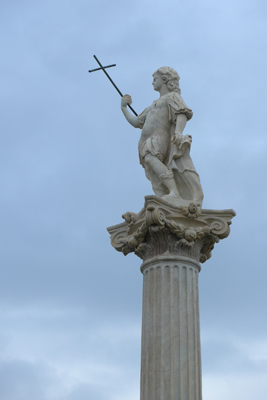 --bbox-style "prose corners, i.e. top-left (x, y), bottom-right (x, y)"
top-left (152, 98), bottom-right (168, 110)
